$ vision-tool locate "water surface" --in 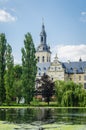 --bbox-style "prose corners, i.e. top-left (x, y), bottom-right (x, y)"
top-left (0, 108), bottom-right (86, 129)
